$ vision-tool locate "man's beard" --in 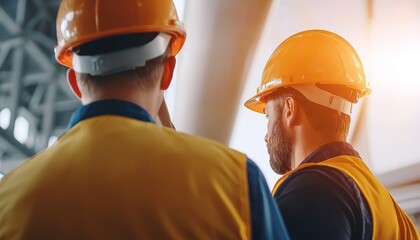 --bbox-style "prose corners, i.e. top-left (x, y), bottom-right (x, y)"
top-left (267, 119), bottom-right (292, 175)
